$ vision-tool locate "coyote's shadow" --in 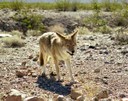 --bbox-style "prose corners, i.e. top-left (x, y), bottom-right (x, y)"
top-left (36, 75), bottom-right (71, 96)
